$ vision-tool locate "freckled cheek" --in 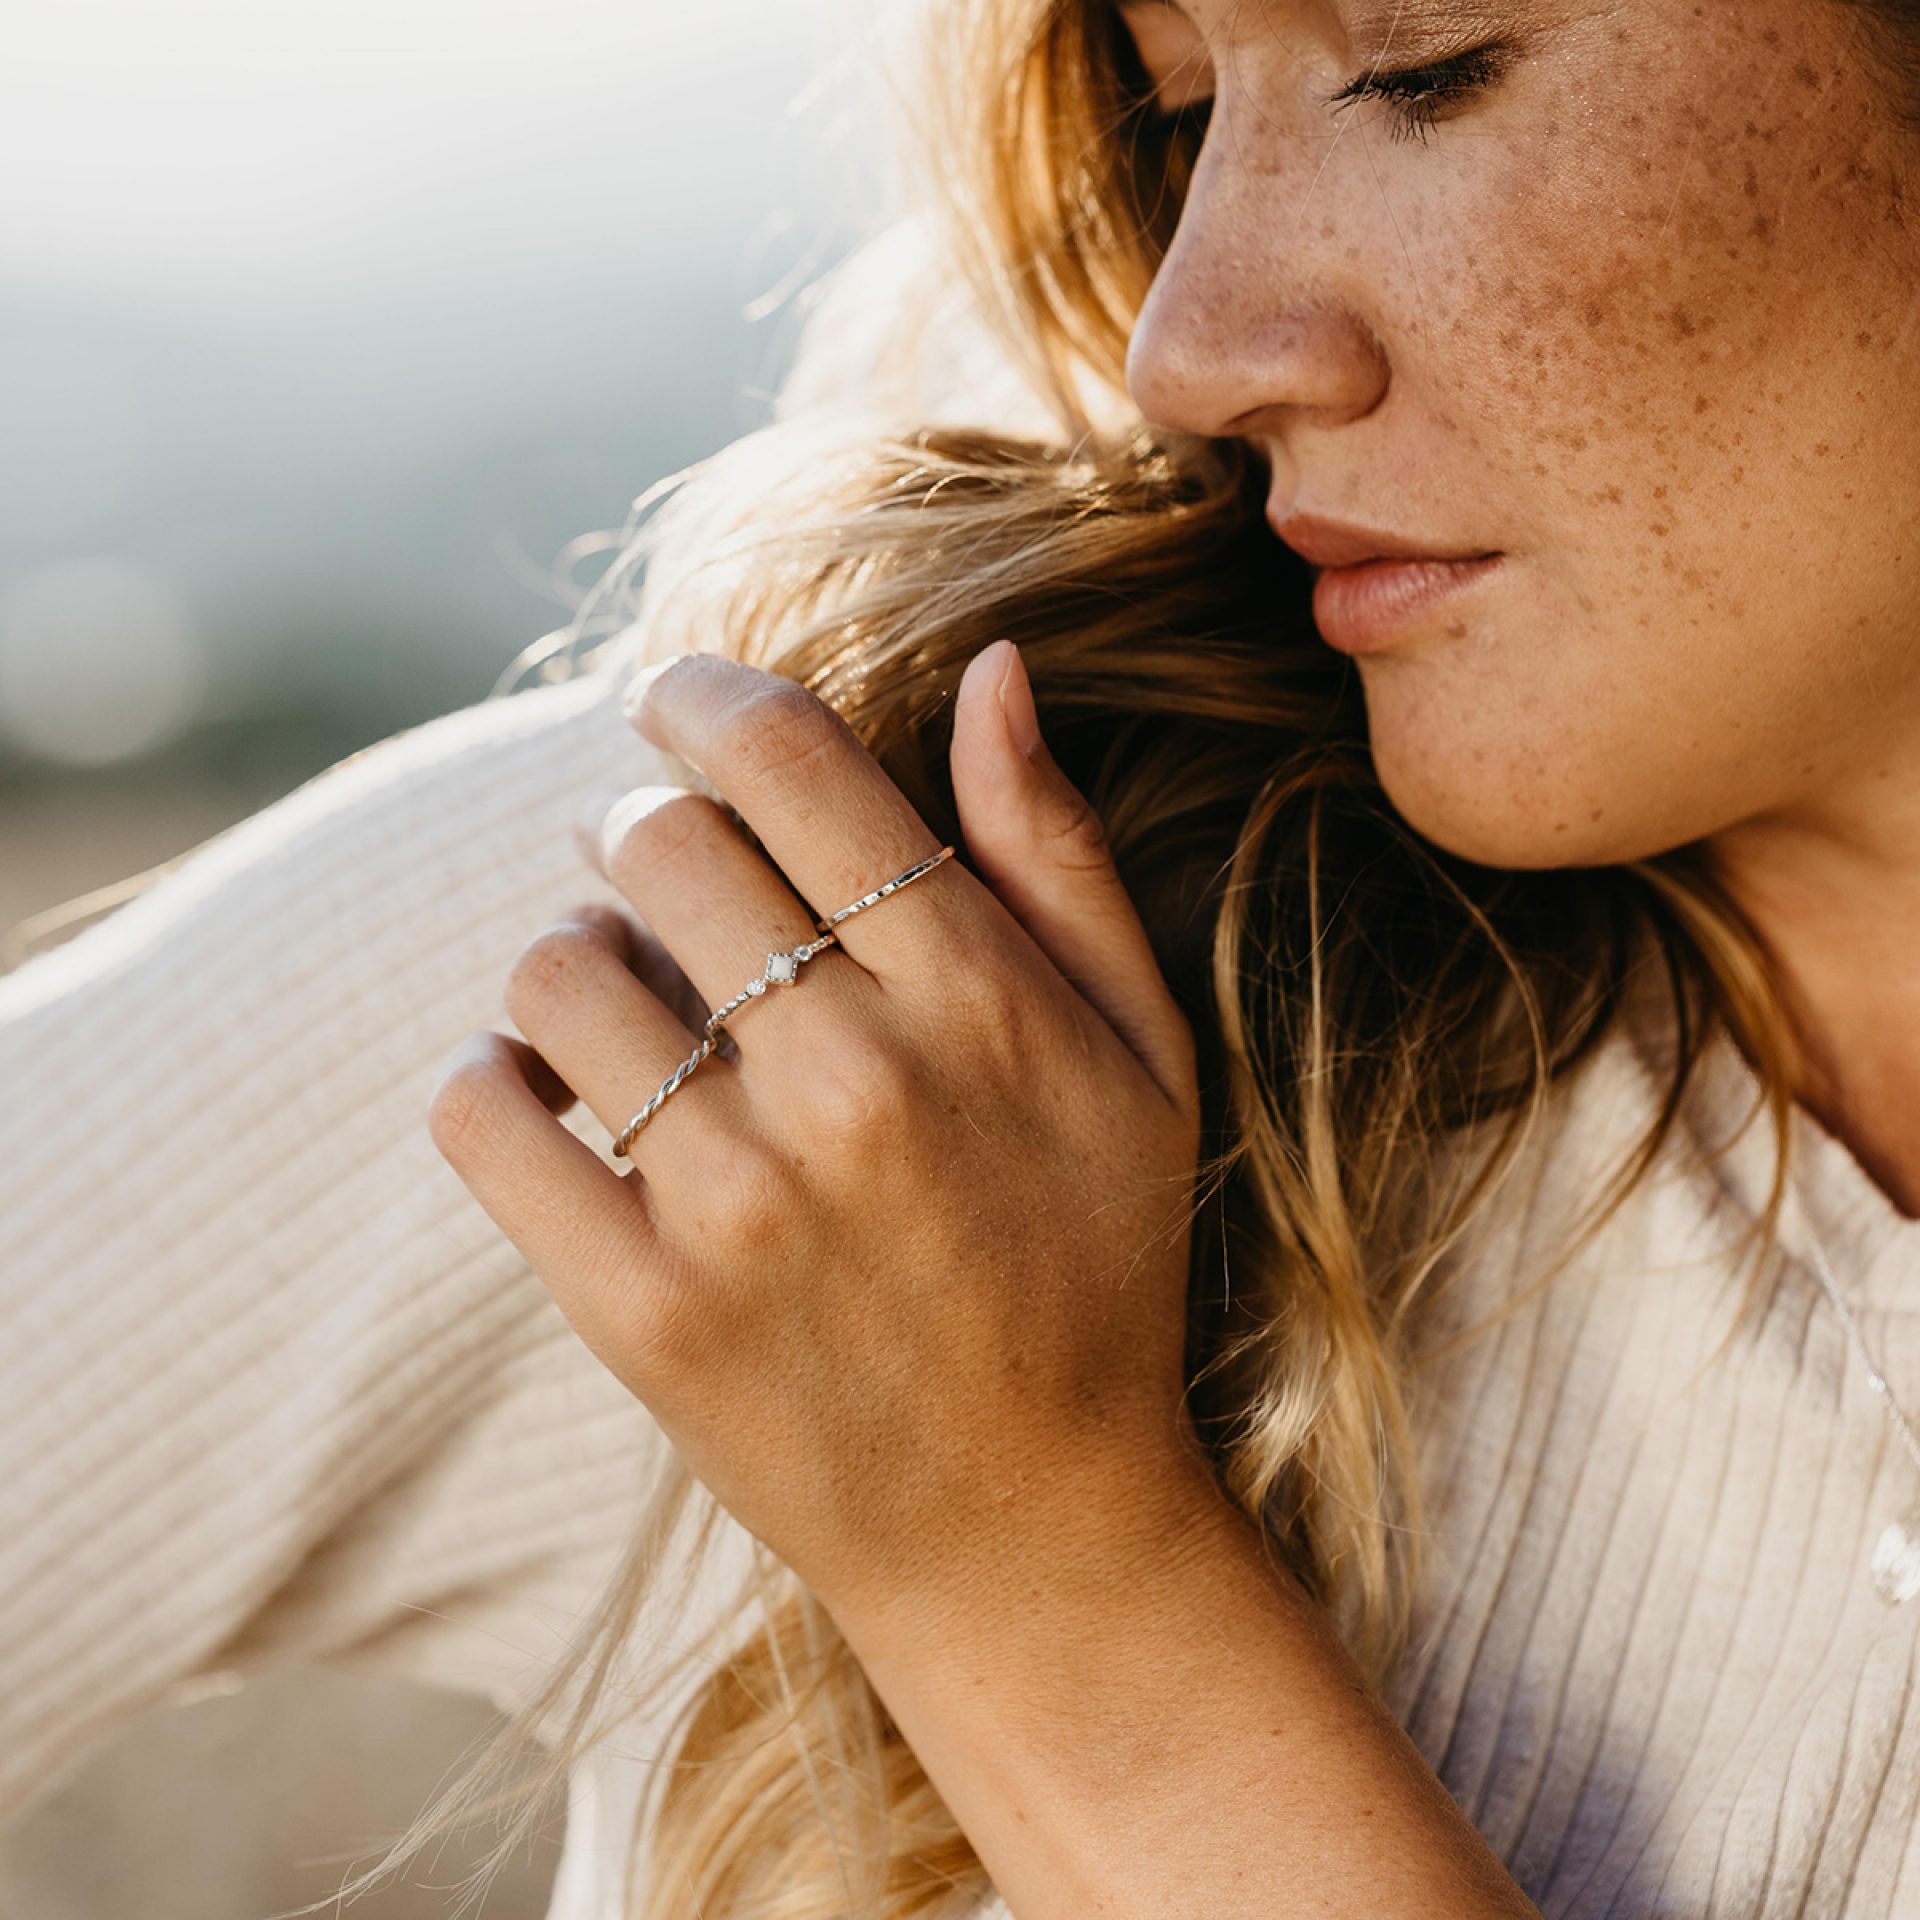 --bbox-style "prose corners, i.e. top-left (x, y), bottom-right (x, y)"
top-left (1425, 101), bottom-right (1815, 561)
